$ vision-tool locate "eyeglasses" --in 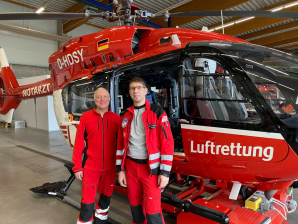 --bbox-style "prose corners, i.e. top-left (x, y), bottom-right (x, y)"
top-left (129, 86), bottom-right (146, 91)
